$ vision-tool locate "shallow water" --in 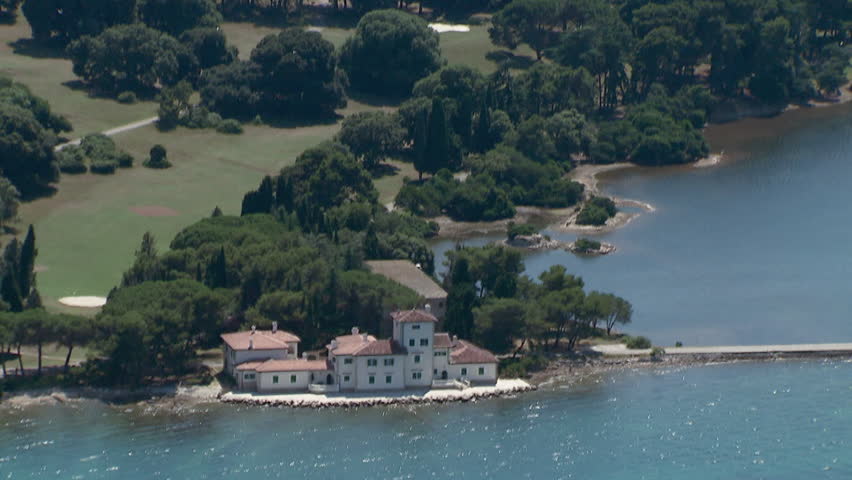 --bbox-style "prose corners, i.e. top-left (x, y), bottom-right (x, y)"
top-left (2, 360), bottom-right (851, 479)
top-left (434, 102), bottom-right (852, 346)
